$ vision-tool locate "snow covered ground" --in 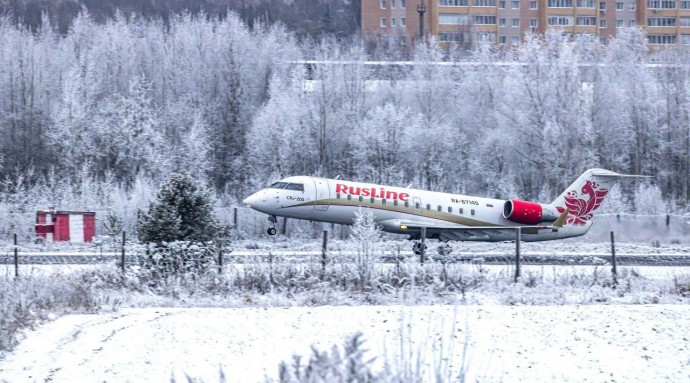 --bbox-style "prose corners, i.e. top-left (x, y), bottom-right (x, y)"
top-left (1, 305), bottom-right (689, 382)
